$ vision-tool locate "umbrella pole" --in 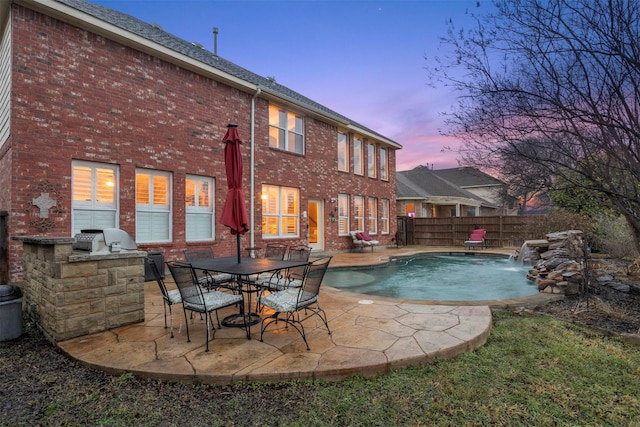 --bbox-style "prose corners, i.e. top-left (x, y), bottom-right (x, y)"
top-left (236, 233), bottom-right (241, 263)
